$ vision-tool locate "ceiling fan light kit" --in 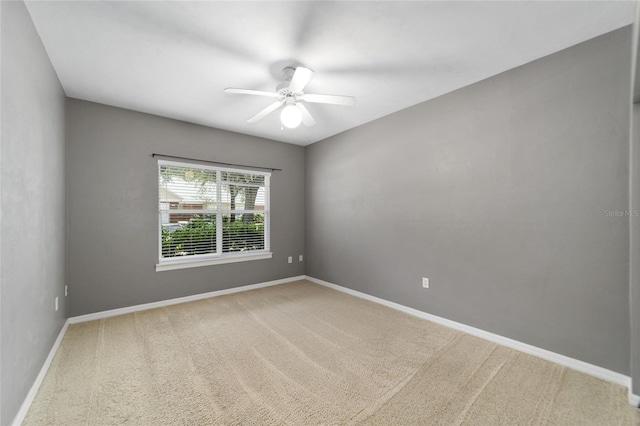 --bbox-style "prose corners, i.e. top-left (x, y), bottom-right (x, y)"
top-left (224, 66), bottom-right (356, 129)
top-left (281, 104), bottom-right (302, 129)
